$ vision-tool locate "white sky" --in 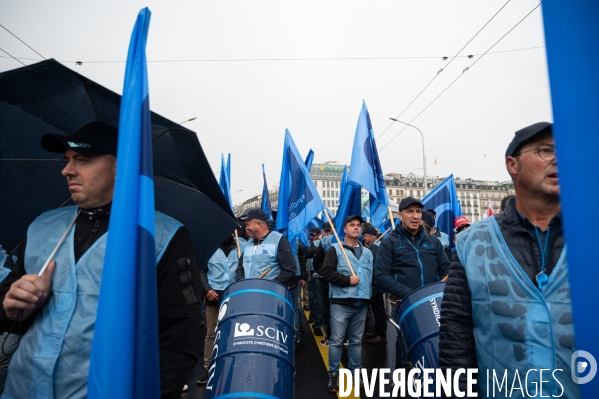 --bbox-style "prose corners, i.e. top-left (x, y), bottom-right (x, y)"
top-left (1, 0), bottom-right (552, 205)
